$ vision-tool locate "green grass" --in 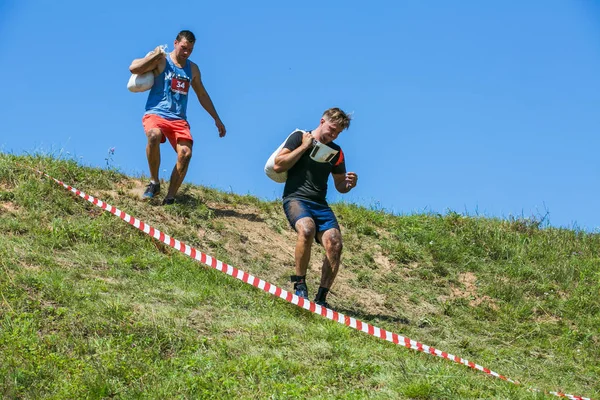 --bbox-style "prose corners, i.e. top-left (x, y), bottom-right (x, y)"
top-left (0, 153), bottom-right (598, 399)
